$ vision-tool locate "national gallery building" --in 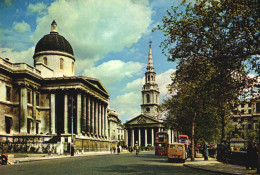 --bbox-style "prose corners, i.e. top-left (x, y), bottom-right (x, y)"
top-left (0, 21), bottom-right (110, 153)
